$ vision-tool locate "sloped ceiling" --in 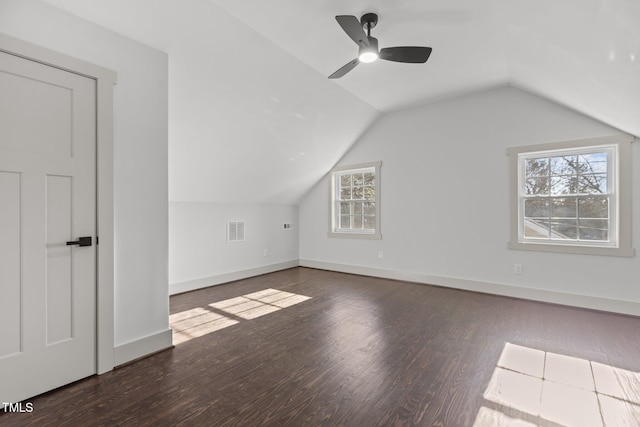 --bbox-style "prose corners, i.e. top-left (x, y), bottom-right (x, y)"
top-left (41, 0), bottom-right (640, 204)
